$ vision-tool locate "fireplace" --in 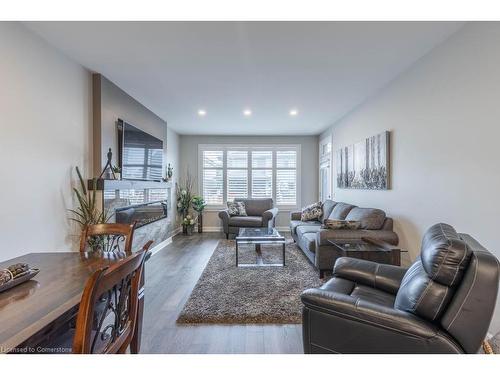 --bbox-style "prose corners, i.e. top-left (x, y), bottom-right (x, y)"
top-left (102, 181), bottom-right (171, 229)
top-left (115, 200), bottom-right (168, 228)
